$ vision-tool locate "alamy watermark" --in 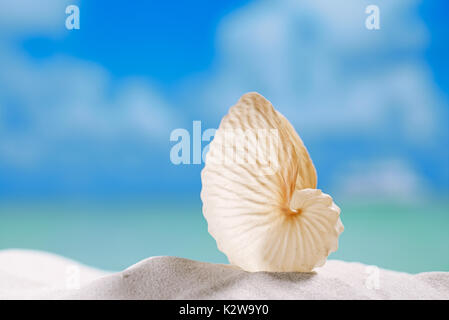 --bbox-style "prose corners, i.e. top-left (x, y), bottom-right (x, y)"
top-left (364, 265), bottom-right (380, 290)
top-left (65, 5), bottom-right (80, 30)
top-left (65, 264), bottom-right (81, 290)
top-left (365, 5), bottom-right (380, 30)
top-left (169, 121), bottom-right (280, 175)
